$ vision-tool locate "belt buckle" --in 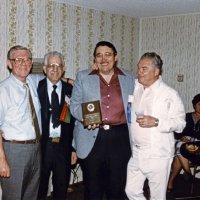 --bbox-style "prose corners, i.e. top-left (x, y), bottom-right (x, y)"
top-left (103, 125), bottom-right (110, 130)
top-left (52, 138), bottom-right (60, 143)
